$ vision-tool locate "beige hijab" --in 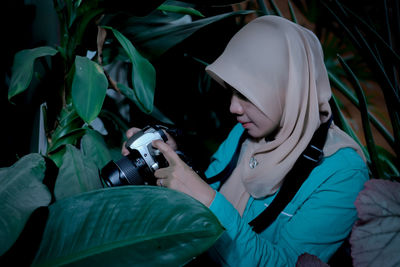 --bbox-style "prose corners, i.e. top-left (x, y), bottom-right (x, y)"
top-left (205, 16), bottom-right (365, 215)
